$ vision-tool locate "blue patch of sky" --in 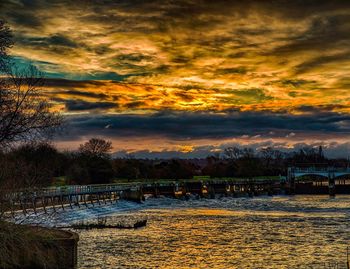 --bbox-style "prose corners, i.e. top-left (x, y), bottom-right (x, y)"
top-left (11, 56), bottom-right (130, 81)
